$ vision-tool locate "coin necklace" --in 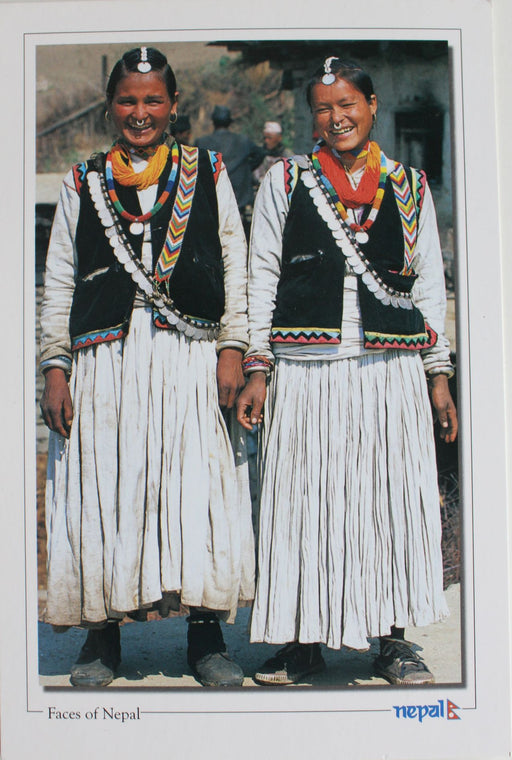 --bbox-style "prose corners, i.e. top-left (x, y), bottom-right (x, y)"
top-left (311, 143), bottom-right (387, 244)
top-left (105, 142), bottom-right (179, 235)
